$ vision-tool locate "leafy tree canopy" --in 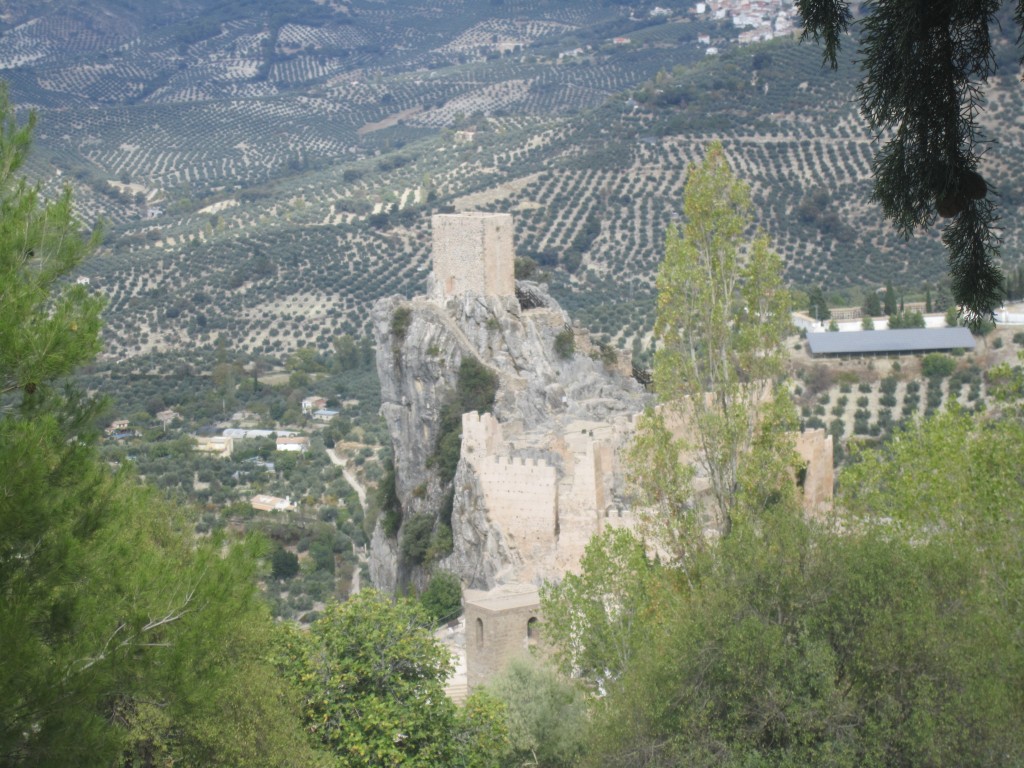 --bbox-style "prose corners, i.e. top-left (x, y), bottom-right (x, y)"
top-left (647, 141), bottom-right (793, 537)
top-left (0, 83), bottom-right (316, 768)
top-left (420, 570), bottom-right (463, 625)
top-left (276, 590), bottom-right (458, 767)
top-left (486, 657), bottom-right (588, 768)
